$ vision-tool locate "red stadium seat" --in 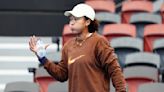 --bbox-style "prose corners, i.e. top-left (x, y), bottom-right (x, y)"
top-left (34, 67), bottom-right (55, 92)
top-left (124, 66), bottom-right (158, 92)
top-left (85, 0), bottom-right (115, 13)
top-left (95, 12), bottom-right (121, 34)
top-left (144, 24), bottom-right (164, 52)
top-left (62, 24), bottom-right (76, 45)
top-left (161, 3), bottom-right (164, 23)
top-left (103, 24), bottom-right (136, 41)
top-left (121, 1), bottom-right (153, 23)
